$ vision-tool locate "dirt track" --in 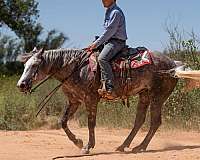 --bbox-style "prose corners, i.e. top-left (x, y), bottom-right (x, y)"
top-left (0, 127), bottom-right (200, 160)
